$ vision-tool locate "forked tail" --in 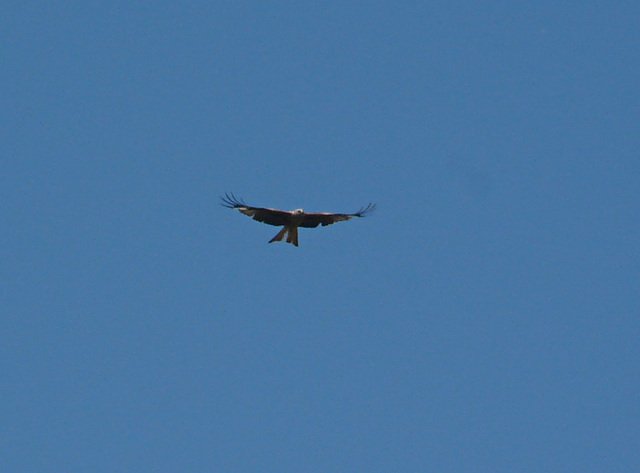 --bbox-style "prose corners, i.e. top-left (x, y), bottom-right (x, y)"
top-left (286, 227), bottom-right (299, 246)
top-left (269, 227), bottom-right (288, 244)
